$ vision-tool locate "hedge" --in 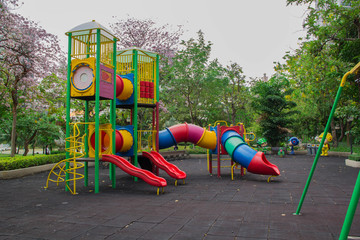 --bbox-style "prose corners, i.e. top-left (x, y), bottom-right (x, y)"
top-left (0, 154), bottom-right (66, 171)
top-left (348, 153), bottom-right (360, 161)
